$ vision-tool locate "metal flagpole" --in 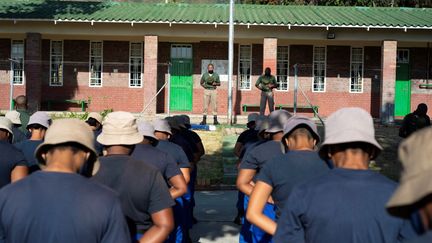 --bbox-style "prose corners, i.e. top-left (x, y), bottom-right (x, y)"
top-left (293, 64), bottom-right (298, 115)
top-left (227, 0), bottom-right (234, 125)
top-left (8, 58), bottom-right (17, 110)
top-left (167, 62), bottom-right (171, 116)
